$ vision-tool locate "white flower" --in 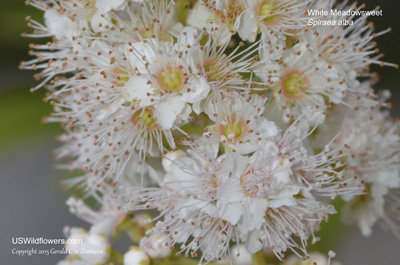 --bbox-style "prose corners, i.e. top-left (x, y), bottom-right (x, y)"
top-left (256, 42), bottom-right (346, 125)
top-left (190, 29), bottom-right (261, 95)
top-left (124, 36), bottom-right (210, 129)
top-left (202, 92), bottom-right (278, 154)
top-left (337, 109), bottom-right (400, 236)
